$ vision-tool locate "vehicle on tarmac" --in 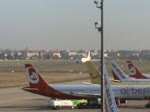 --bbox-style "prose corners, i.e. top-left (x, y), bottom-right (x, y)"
top-left (49, 99), bottom-right (97, 110)
top-left (73, 99), bottom-right (88, 106)
top-left (49, 100), bottom-right (75, 110)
